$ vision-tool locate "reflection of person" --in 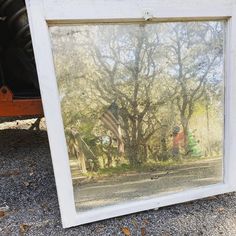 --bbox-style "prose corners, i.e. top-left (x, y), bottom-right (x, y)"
top-left (172, 126), bottom-right (185, 157)
top-left (172, 127), bottom-right (202, 158)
